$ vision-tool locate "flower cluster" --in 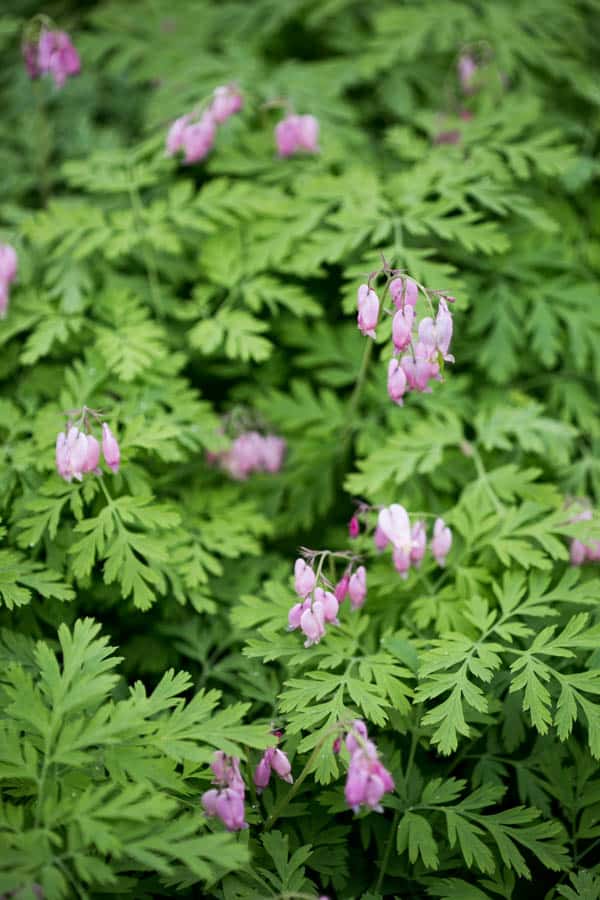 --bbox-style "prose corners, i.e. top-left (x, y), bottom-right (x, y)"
top-left (23, 28), bottom-right (80, 88)
top-left (357, 269), bottom-right (455, 406)
top-left (343, 720), bottom-right (394, 814)
top-left (352, 504), bottom-right (452, 578)
top-left (288, 553), bottom-right (367, 647)
top-left (0, 244), bottom-right (18, 319)
top-left (166, 83), bottom-right (243, 164)
top-left (275, 114), bottom-right (319, 157)
top-left (568, 503), bottom-right (600, 566)
top-left (55, 411), bottom-right (120, 483)
top-left (208, 431), bottom-right (286, 480)
top-left (254, 745), bottom-right (294, 792)
top-left (201, 751), bottom-right (247, 832)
